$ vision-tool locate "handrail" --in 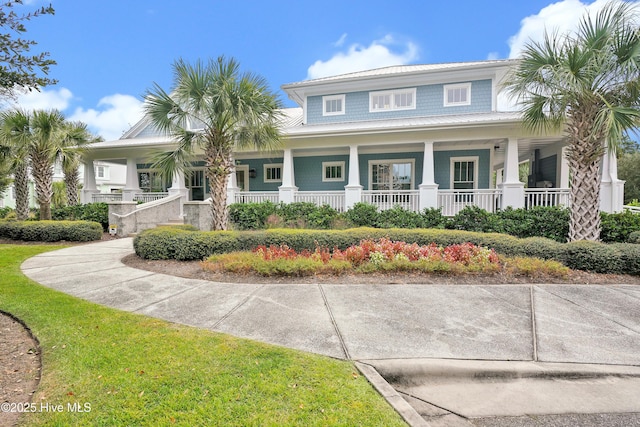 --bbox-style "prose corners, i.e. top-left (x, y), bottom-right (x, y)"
top-left (110, 193), bottom-right (182, 219)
